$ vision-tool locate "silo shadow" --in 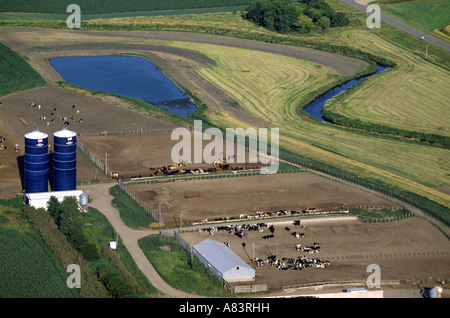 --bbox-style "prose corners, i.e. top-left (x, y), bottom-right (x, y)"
top-left (16, 155), bottom-right (25, 192)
